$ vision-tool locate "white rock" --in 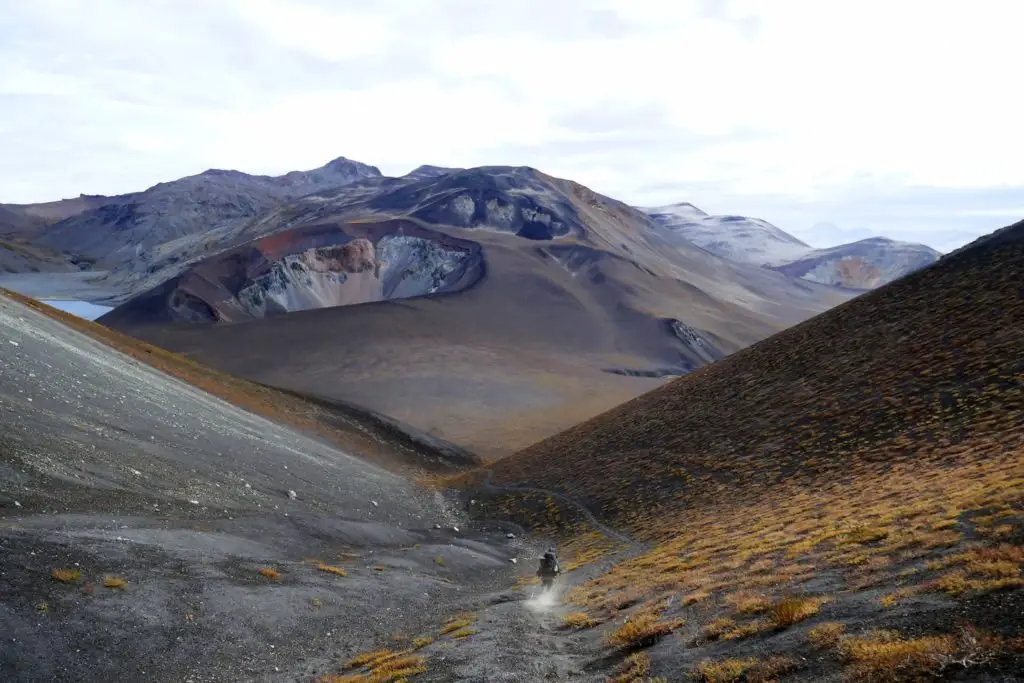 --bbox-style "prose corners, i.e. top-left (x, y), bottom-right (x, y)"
top-left (288, 490), bottom-right (297, 500)
top-left (506, 533), bottom-right (516, 539)
top-left (371, 500), bottom-right (379, 507)
top-left (451, 526), bottom-right (460, 532)
top-left (8, 341), bottom-right (18, 347)
top-left (189, 499), bottom-right (199, 505)
top-left (509, 558), bottom-right (517, 564)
